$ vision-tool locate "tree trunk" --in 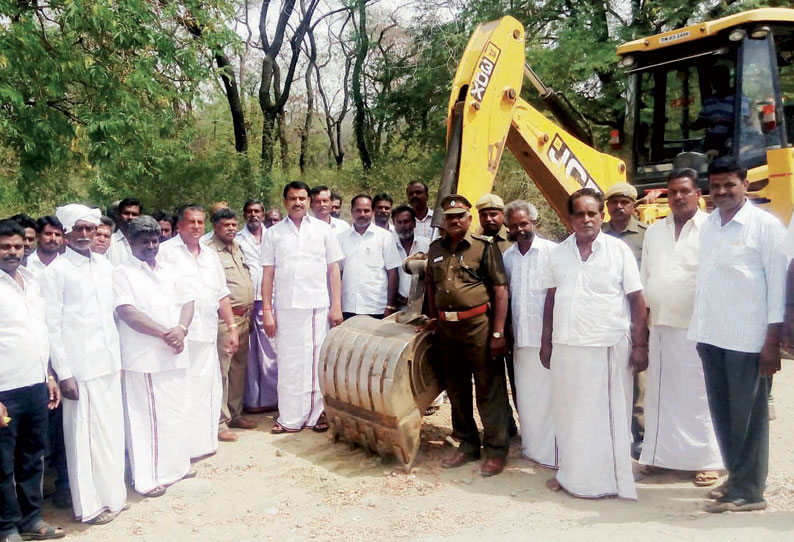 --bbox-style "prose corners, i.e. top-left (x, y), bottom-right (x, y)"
top-left (278, 107), bottom-right (289, 171)
top-left (352, 0), bottom-right (372, 171)
top-left (299, 62), bottom-right (314, 175)
top-left (216, 53), bottom-right (248, 153)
